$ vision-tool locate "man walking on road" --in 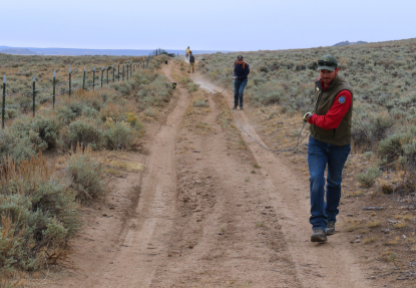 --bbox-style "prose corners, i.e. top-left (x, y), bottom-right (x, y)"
top-left (233, 55), bottom-right (250, 110)
top-left (303, 54), bottom-right (353, 243)
top-left (188, 51), bottom-right (195, 73)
